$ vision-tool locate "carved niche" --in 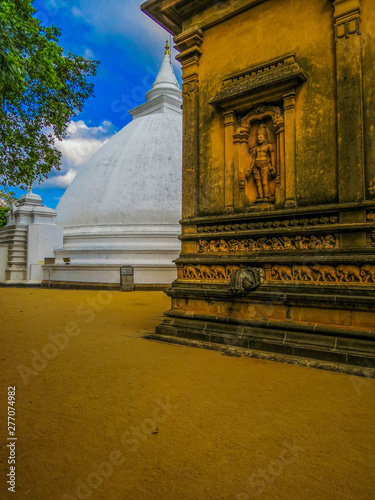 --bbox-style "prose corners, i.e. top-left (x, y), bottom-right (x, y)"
top-left (234, 106), bottom-right (284, 210)
top-left (211, 53), bottom-right (307, 213)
